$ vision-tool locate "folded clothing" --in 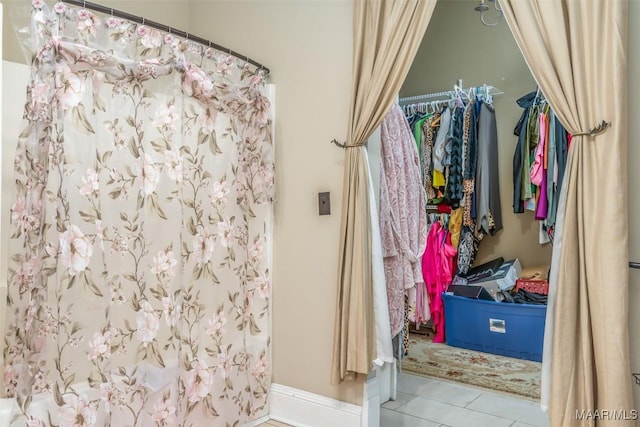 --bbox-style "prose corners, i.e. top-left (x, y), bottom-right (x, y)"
top-left (501, 288), bottom-right (547, 305)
